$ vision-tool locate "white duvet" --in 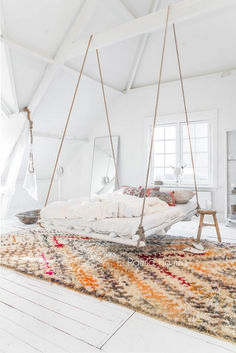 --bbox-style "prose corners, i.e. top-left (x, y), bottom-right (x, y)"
top-left (41, 193), bottom-right (170, 221)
